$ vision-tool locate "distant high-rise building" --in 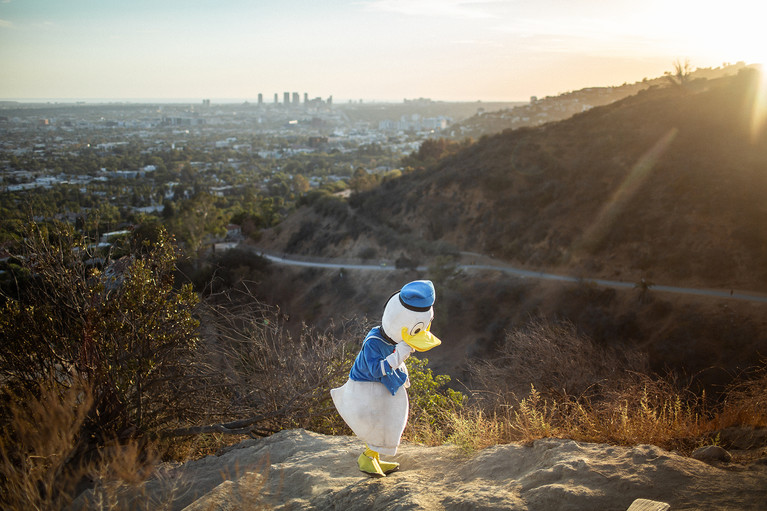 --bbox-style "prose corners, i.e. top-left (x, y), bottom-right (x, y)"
top-left (284, 92), bottom-right (290, 105)
top-left (202, 99), bottom-right (210, 108)
top-left (303, 92), bottom-right (308, 104)
top-left (274, 93), bottom-right (278, 104)
top-left (257, 93), bottom-right (263, 105)
top-left (327, 95), bottom-right (333, 106)
top-left (292, 92), bottom-right (299, 105)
